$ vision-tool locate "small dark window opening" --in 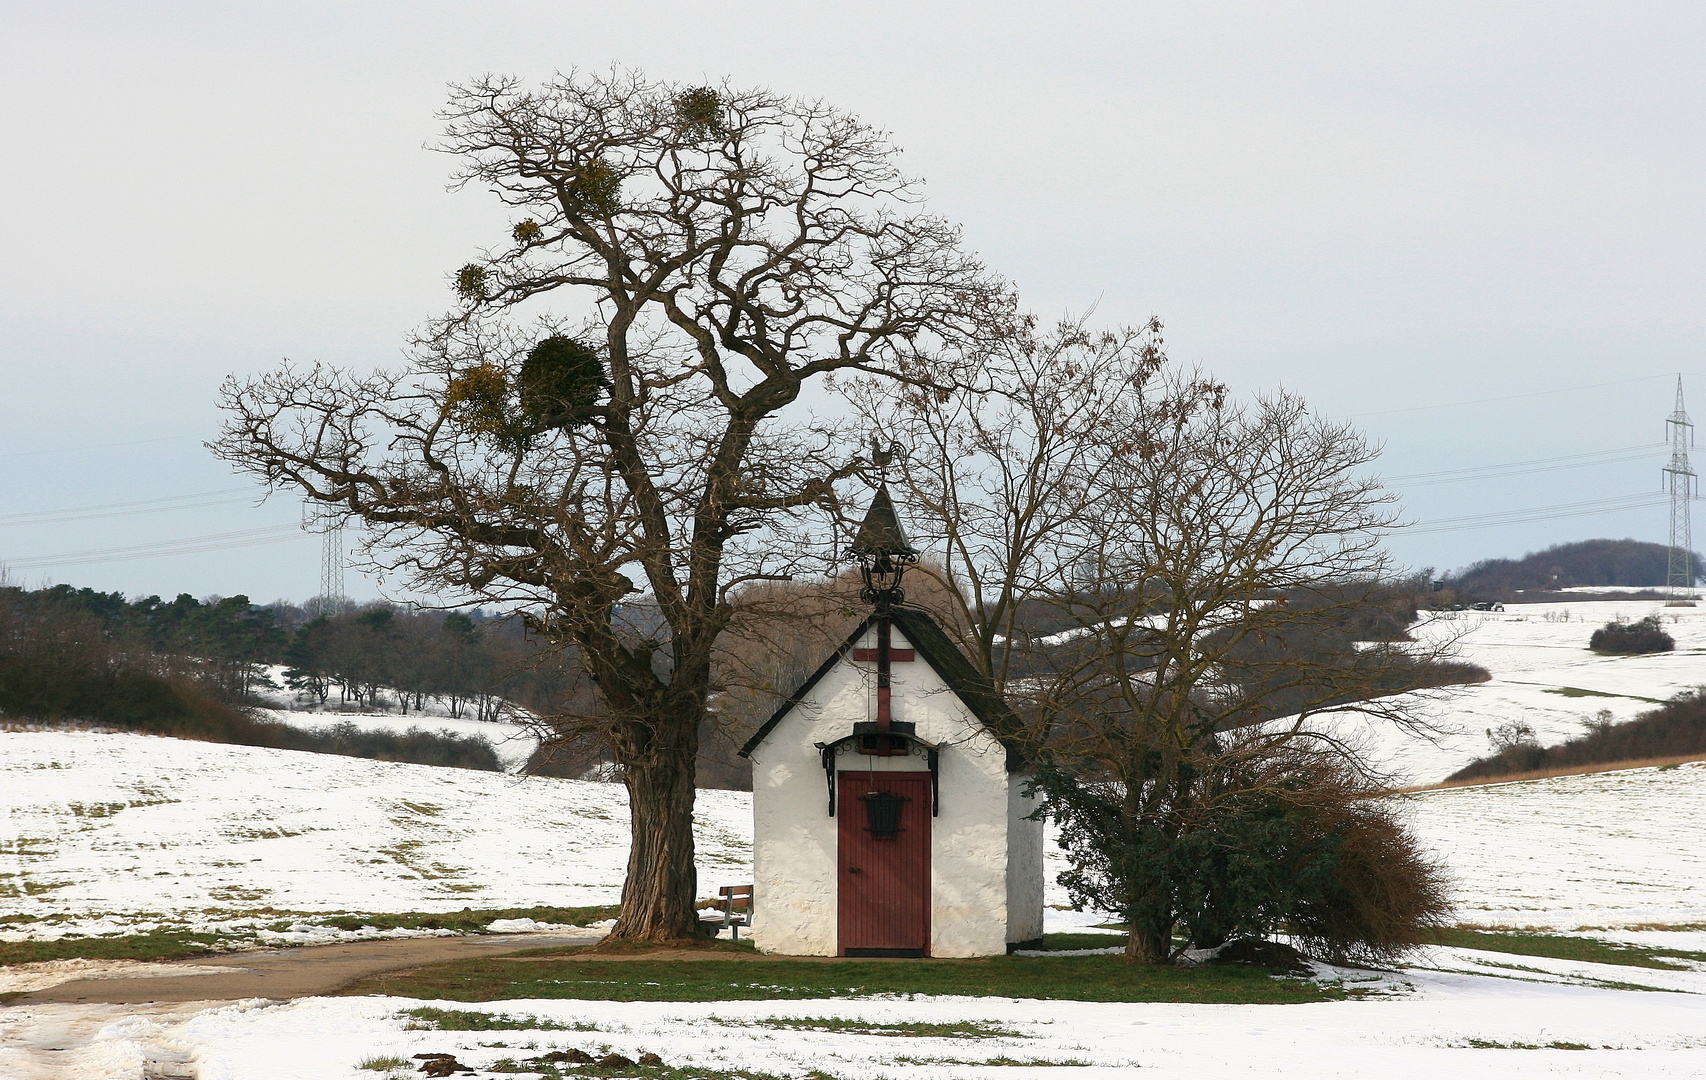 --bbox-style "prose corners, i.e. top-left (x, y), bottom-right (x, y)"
top-left (857, 733), bottom-right (909, 755)
top-left (860, 790), bottom-right (908, 839)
